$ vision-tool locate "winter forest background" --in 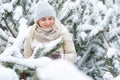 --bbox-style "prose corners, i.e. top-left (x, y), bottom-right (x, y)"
top-left (0, 0), bottom-right (120, 80)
